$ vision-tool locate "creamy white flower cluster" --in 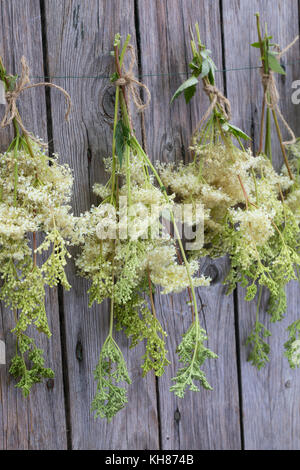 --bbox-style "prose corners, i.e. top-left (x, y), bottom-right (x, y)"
top-left (158, 143), bottom-right (293, 268)
top-left (0, 144), bottom-right (76, 244)
top-left (76, 172), bottom-right (209, 298)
